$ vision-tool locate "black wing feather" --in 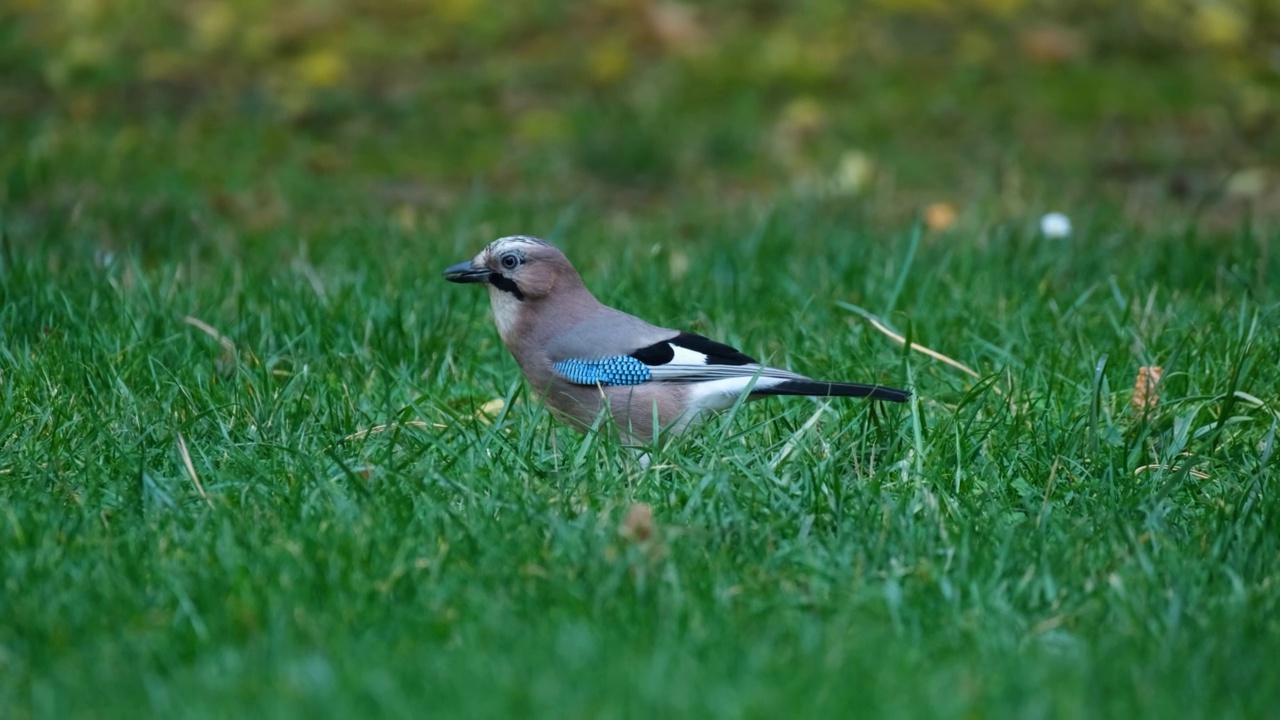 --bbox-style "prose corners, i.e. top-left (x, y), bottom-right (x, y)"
top-left (629, 339), bottom-right (675, 366)
top-left (667, 332), bottom-right (756, 365)
top-left (751, 380), bottom-right (910, 402)
top-left (628, 331), bottom-right (757, 367)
